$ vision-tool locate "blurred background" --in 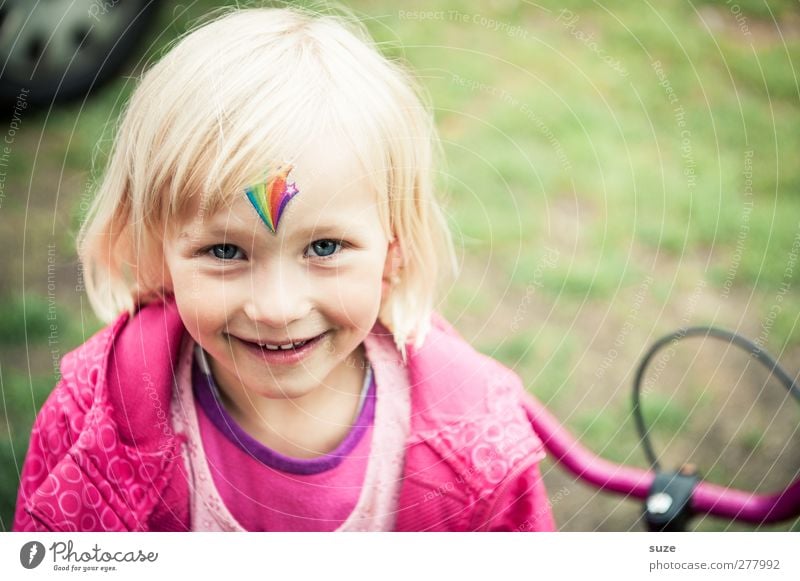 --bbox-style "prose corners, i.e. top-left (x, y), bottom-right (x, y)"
top-left (1, 0), bottom-right (798, 531)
